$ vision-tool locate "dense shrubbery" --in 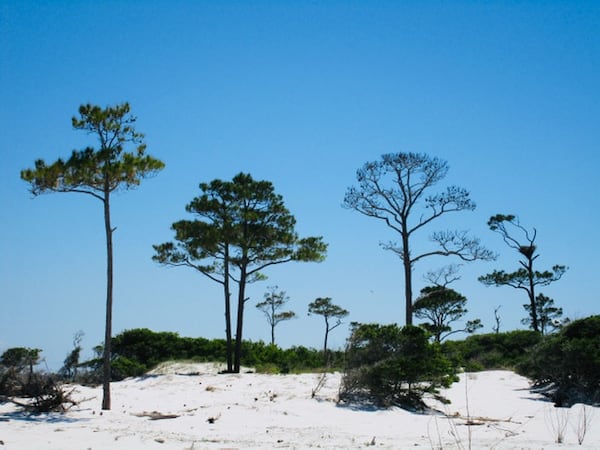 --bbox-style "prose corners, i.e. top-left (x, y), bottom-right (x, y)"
top-left (106, 328), bottom-right (343, 379)
top-left (441, 330), bottom-right (541, 371)
top-left (339, 323), bottom-right (457, 410)
top-left (518, 316), bottom-right (600, 406)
